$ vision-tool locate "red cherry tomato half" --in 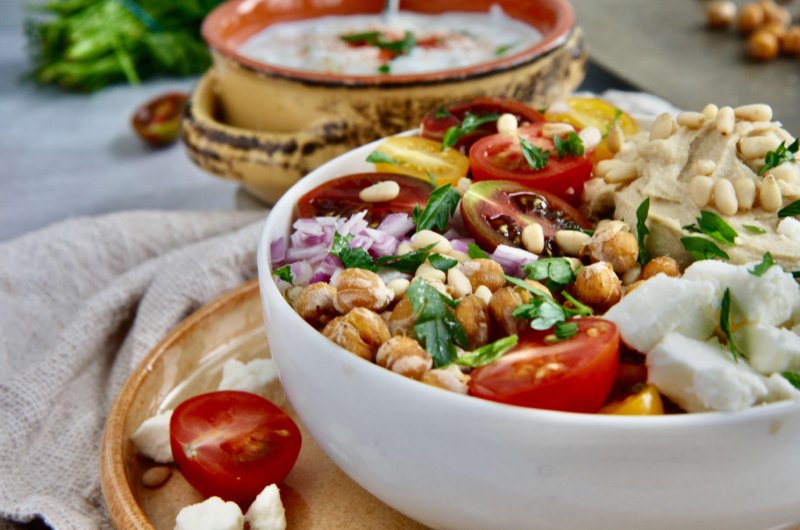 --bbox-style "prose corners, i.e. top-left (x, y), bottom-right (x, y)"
top-left (460, 180), bottom-right (592, 254)
top-left (131, 91), bottom-right (188, 147)
top-left (469, 318), bottom-right (620, 413)
top-left (420, 97), bottom-right (545, 153)
top-left (296, 172), bottom-right (432, 224)
top-left (170, 391), bottom-right (302, 507)
top-left (469, 122), bottom-right (594, 204)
